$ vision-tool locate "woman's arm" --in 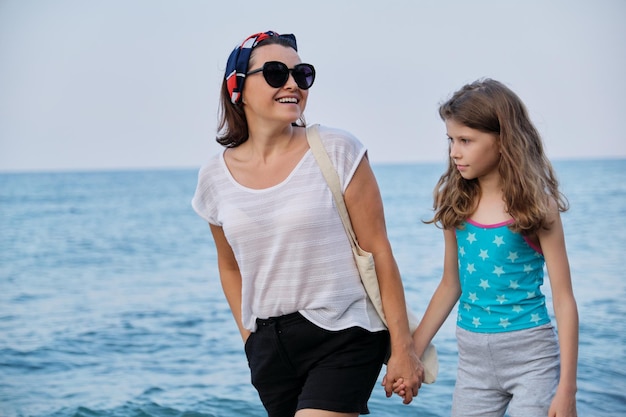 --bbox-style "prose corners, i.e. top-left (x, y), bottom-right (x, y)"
top-left (209, 223), bottom-right (251, 343)
top-left (537, 209), bottom-right (579, 417)
top-left (344, 155), bottom-right (421, 404)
